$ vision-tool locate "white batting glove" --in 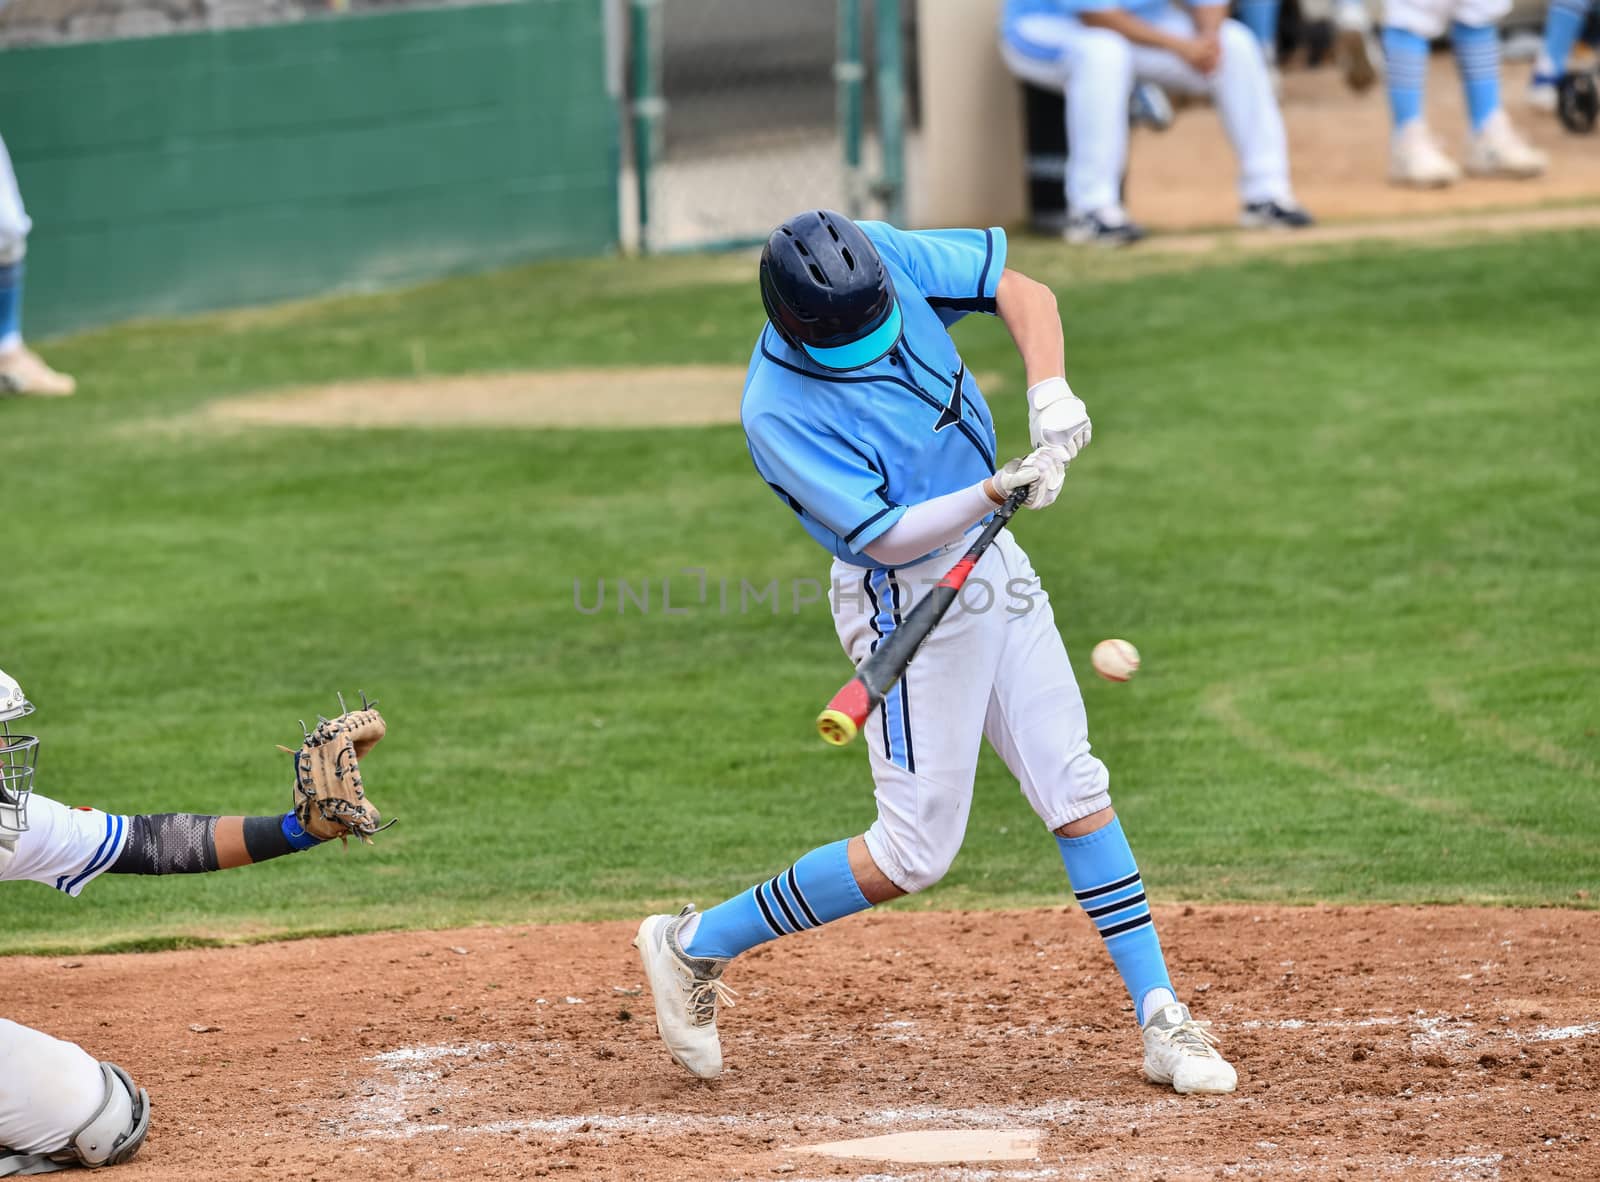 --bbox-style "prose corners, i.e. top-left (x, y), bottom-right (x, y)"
top-left (992, 444), bottom-right (1069, 510)
top-left (1027, 377), bottom-right (1092, 460)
